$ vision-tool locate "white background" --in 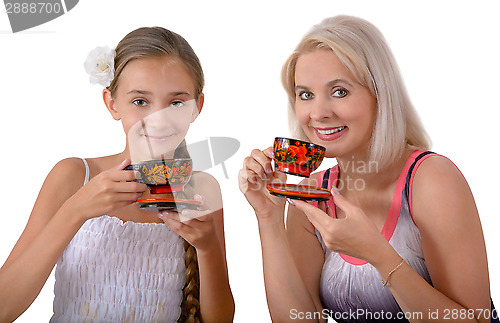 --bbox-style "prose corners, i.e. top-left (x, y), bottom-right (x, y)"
top-left (0, 0), bottom-right (498, 322)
